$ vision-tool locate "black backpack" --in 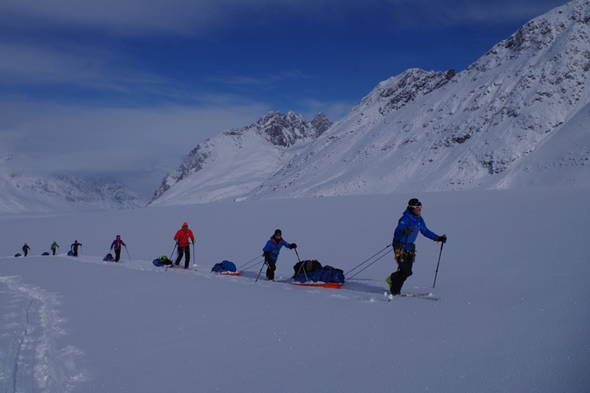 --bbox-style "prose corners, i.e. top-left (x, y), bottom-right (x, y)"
top-left (293, 260), bottom-right (322, 277)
